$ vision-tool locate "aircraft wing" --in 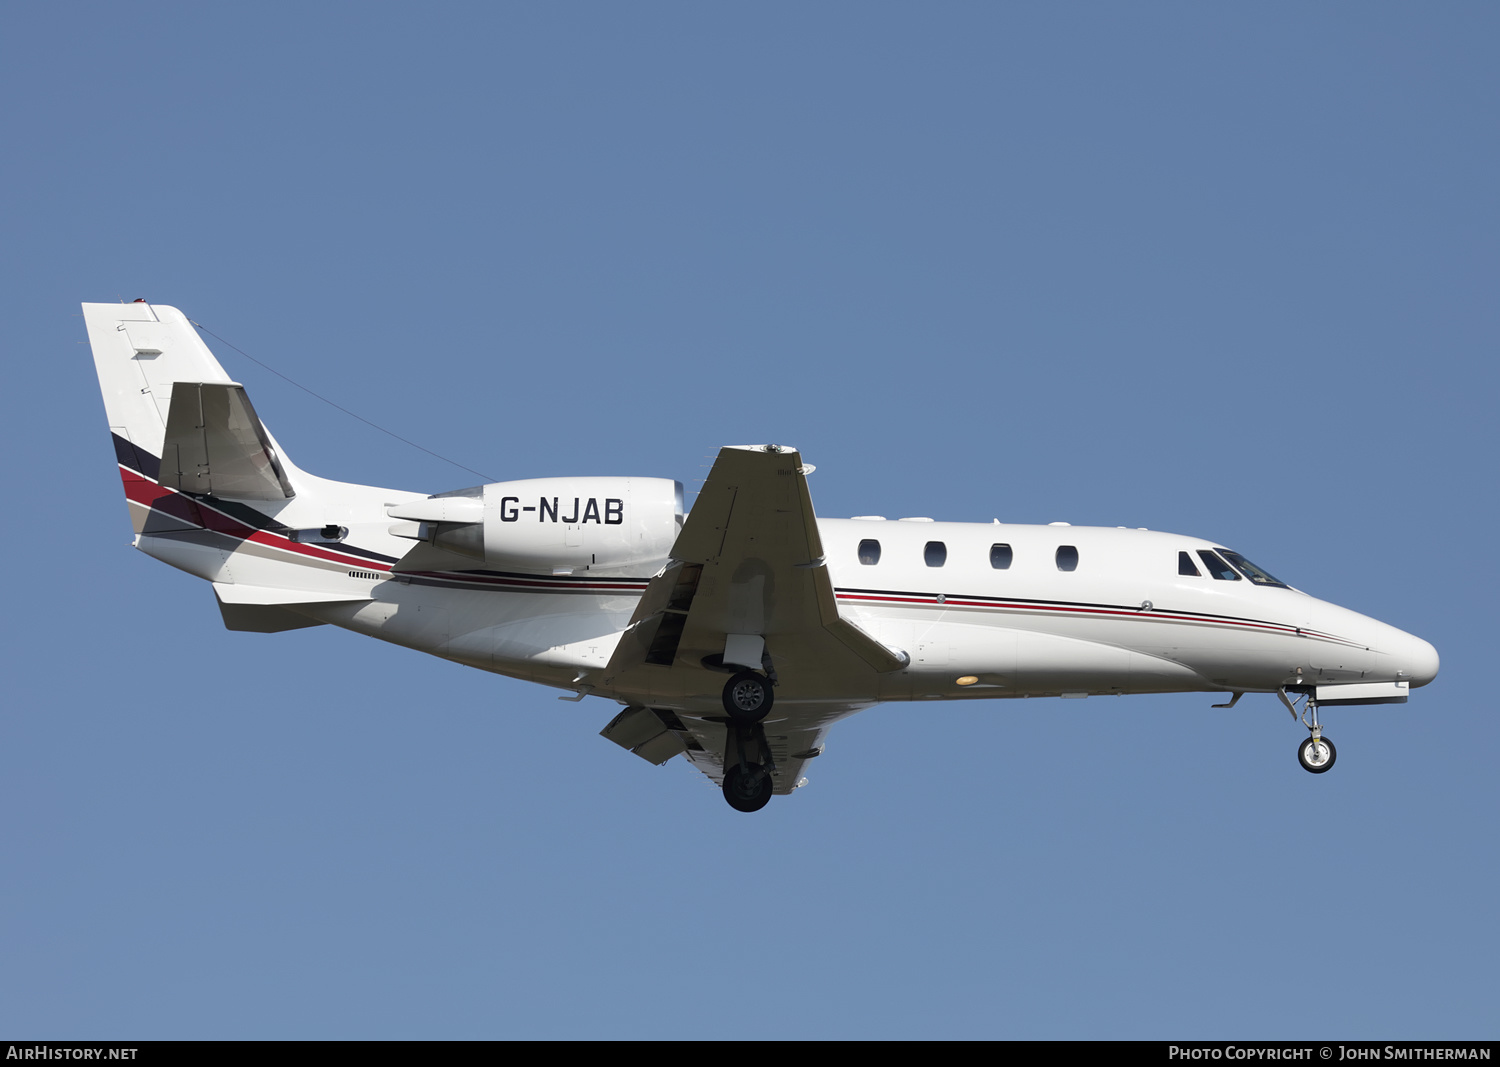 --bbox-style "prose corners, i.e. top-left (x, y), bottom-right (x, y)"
top-left (601, 702), bottom-right (842, 796)
top-left (600, 445), bottom-right (905, 794)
